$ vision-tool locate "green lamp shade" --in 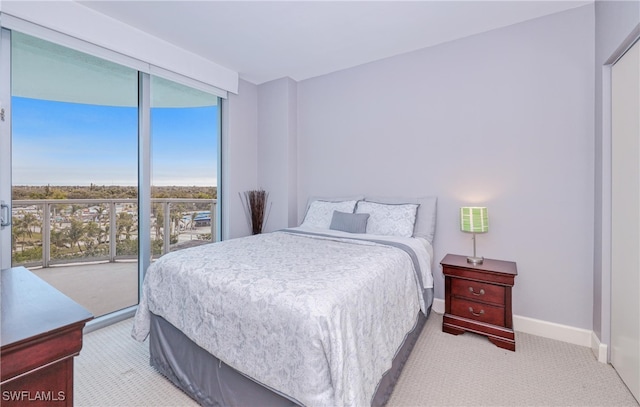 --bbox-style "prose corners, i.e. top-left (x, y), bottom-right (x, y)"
top-left (460, 207), bottom-right (489, 233)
